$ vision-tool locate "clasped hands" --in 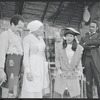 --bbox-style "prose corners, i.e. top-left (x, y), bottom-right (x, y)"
top-left (57, 69), bottom-right (70, 77)
top-left (57, 68), bottom-right (83, 78)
